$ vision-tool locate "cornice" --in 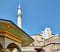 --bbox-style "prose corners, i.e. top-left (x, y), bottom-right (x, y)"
top-left (0, 30), bottom-right (23, 43)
